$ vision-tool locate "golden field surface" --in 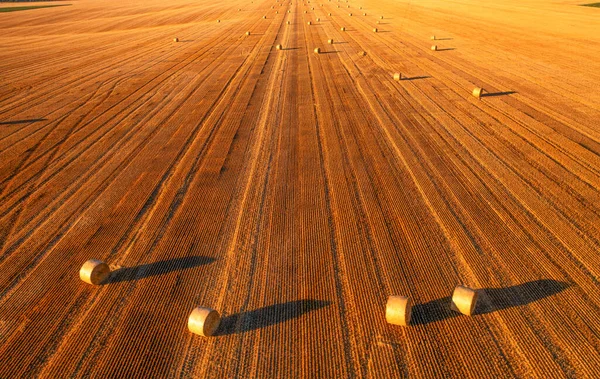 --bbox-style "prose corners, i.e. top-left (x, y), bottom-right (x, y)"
top-left (1, 0), bottom-right (600, 377)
